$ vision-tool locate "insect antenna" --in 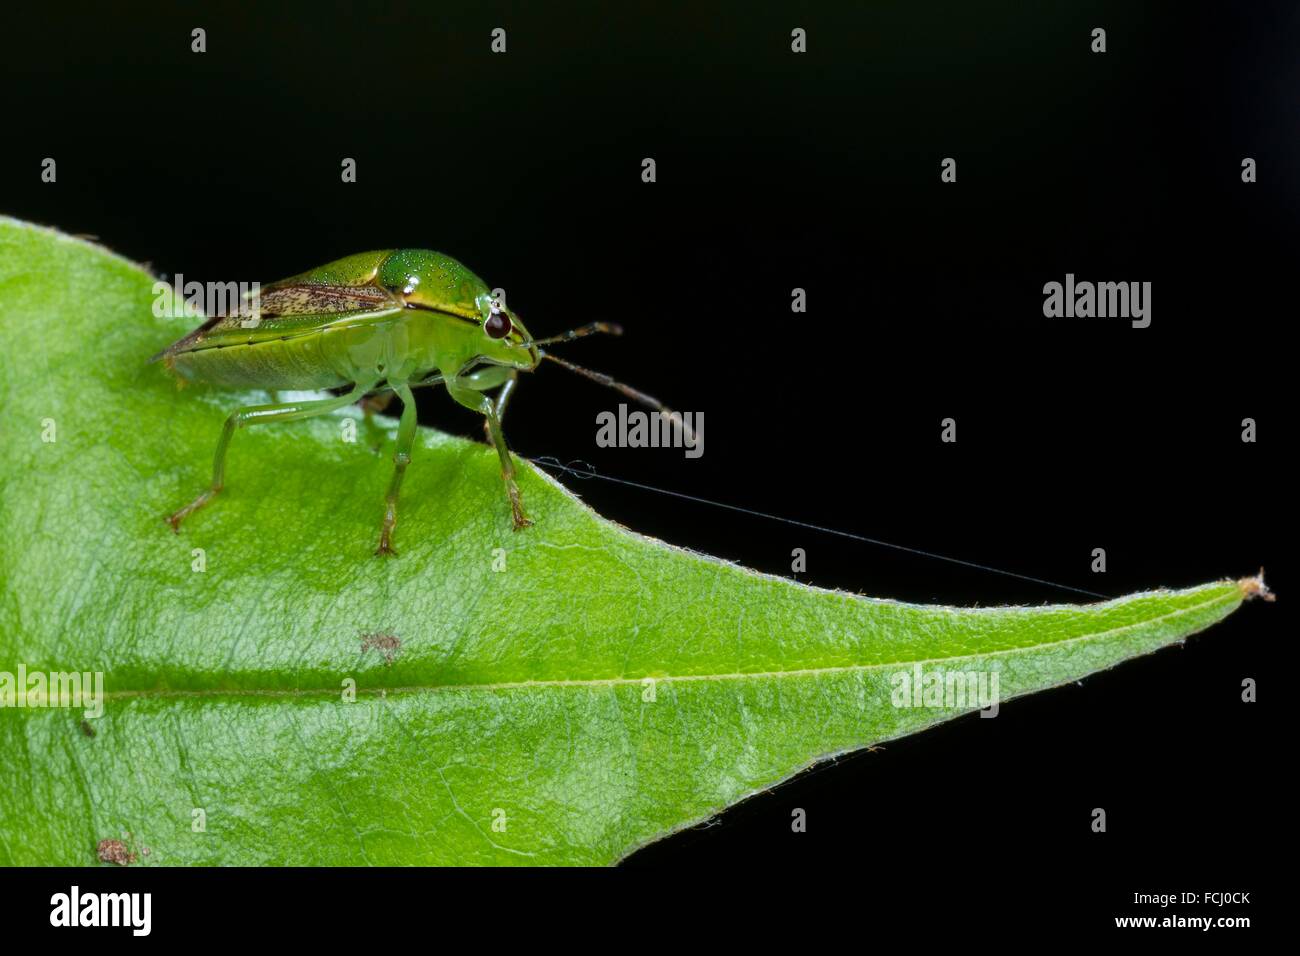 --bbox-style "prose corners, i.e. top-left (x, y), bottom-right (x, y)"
top-left (530, 322), bottom-right (623, 347)
top-left (541, 352), bottom-right (695, 444)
